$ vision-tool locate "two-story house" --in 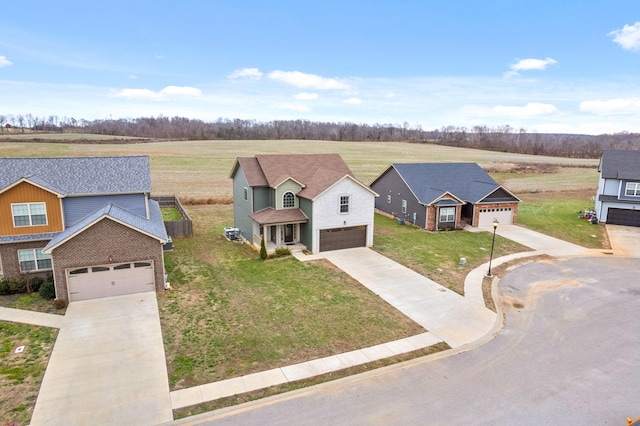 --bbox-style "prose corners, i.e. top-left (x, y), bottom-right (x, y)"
top-left (230, 153), bottom-right (378, 253)
top-left (0, 156), bottom-right (168, 302)
top-left (595, 149), bottom-right (640, 227)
